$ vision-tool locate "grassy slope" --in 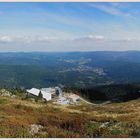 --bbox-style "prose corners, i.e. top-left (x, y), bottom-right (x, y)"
top-left (0, 95), bottom-right (140, 138)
